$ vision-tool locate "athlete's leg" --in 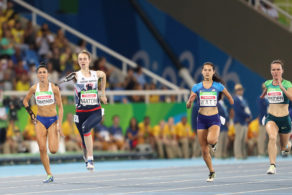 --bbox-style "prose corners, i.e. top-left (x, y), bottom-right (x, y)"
top-left (266, 121), bottom-right (278, 165)
top-left (84, 133), bottom-right (93, 157)
top-left (47, 121), bottom-right (59, 154)
top-left (198, 129), bottom-right (214, 172)
top-left (82, 111), bottom-right (102, 158)
top-left (279, 133), bottom-right (291, 152)
top-left (207, 125), bottom-right (220, 145)
top-left (35, 121), bottom-right (52, 176)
